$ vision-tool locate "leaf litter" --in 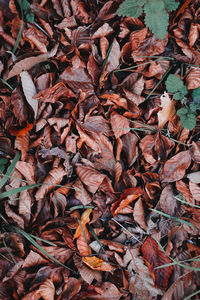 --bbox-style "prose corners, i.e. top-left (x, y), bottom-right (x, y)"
top-left (0, 0), bottom-right (200, 299)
